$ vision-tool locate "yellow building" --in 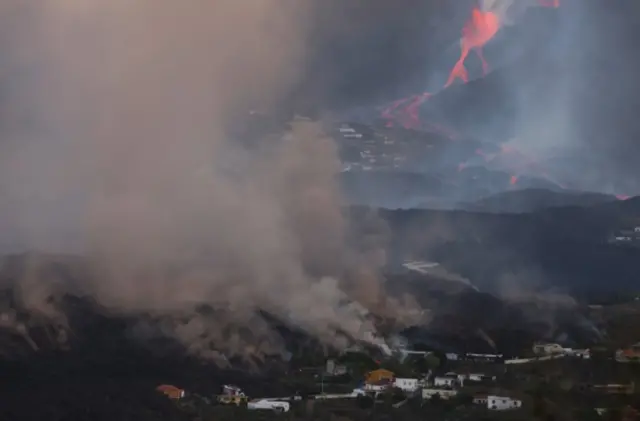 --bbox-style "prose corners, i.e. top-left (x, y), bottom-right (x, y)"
top-left (365, 368), bottom-right (394, 384)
